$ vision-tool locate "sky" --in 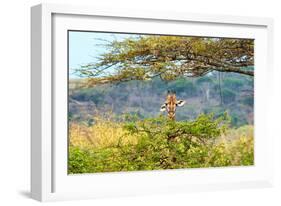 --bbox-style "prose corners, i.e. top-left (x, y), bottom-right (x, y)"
top-left (68, 31), bottom-right (135, 79)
